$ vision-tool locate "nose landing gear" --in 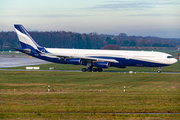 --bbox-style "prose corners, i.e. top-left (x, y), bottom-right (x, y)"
top-left (157, 67), bottom-right (161, 73)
